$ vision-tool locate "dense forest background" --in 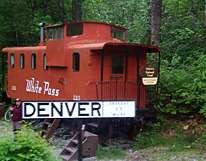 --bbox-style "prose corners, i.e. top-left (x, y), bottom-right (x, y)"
top-left (0, 0), bottom-right (206, 117)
